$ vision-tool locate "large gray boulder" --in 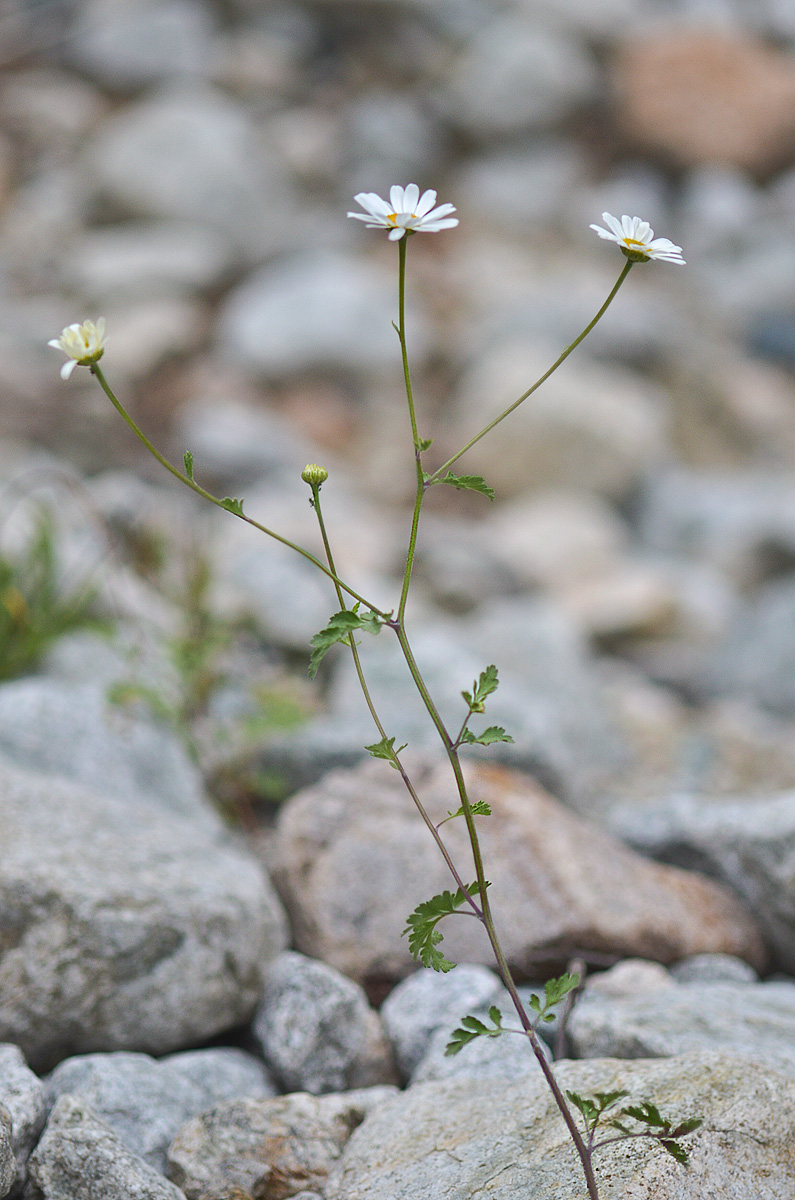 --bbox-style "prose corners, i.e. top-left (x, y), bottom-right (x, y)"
top-left (26, 1096), bottom-right (184, 1200)
top-left (569, 976), bottom-right (795, 1076)
top-left (0, 1044), bottom-right (47, 1196)
top-left (326, 1053), bottom-right (795, 1199)
top-left (611, 790), bottom-right (795, 972)
top-left (45, 1049), bottom-right (277, 1173)
top-left (270, 758), bottom-right (766, 990)
top-left (0, 1109), bottom-right (15, 1200)
top-left (0, 756), bottom-right (287, 1071)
